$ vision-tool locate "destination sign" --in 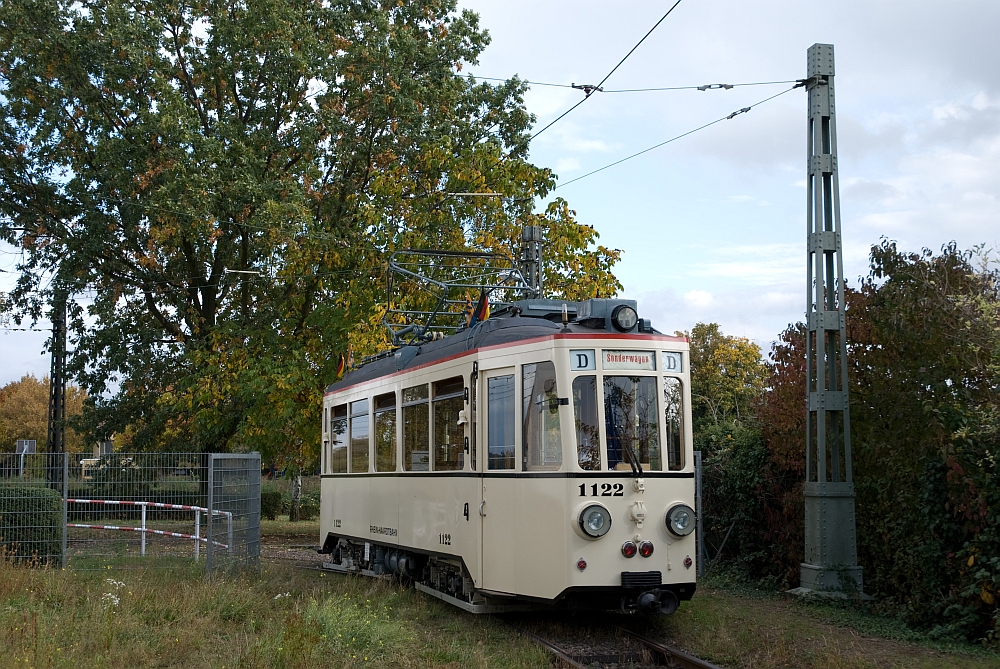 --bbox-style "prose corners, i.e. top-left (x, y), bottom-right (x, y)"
top-left (602, 350), bottom-right (656, 371)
